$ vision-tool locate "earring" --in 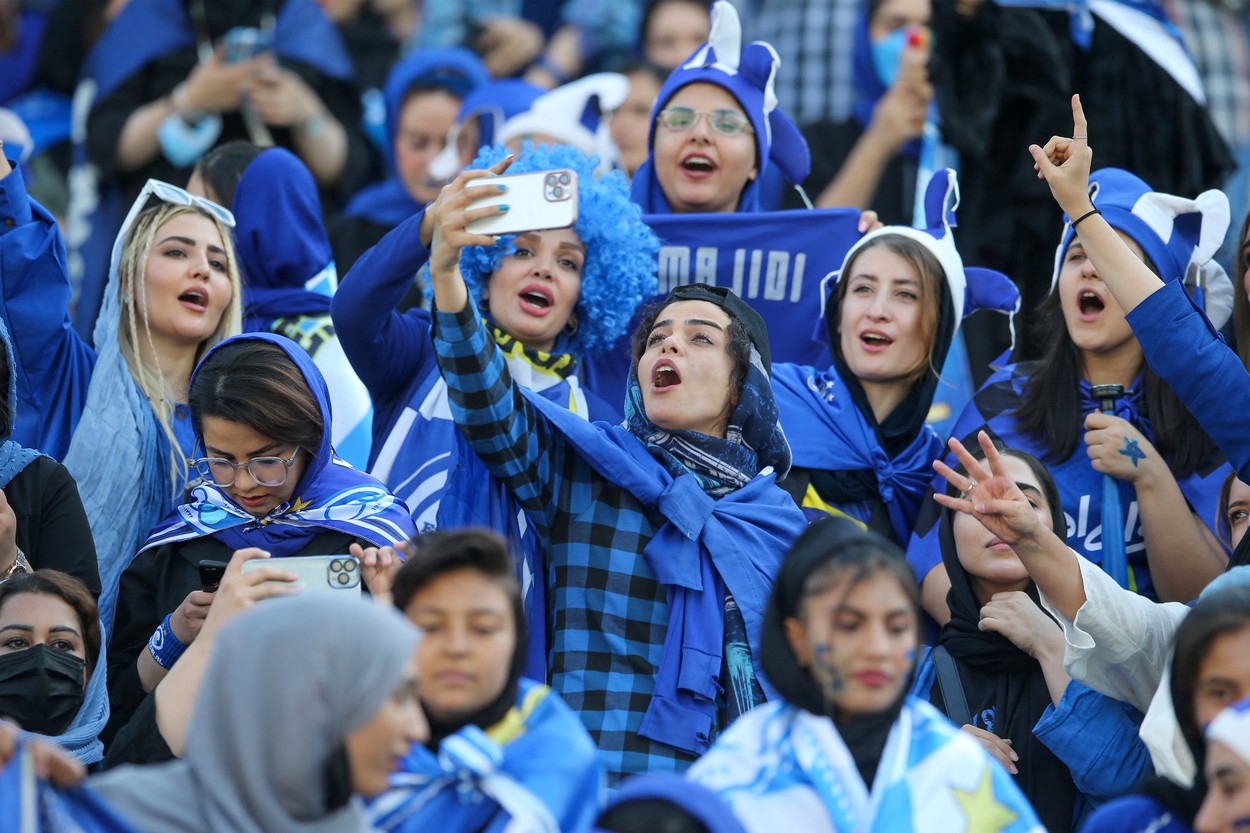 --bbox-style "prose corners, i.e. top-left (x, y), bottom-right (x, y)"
top-left (565, 315), bottom-right (579, 335)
